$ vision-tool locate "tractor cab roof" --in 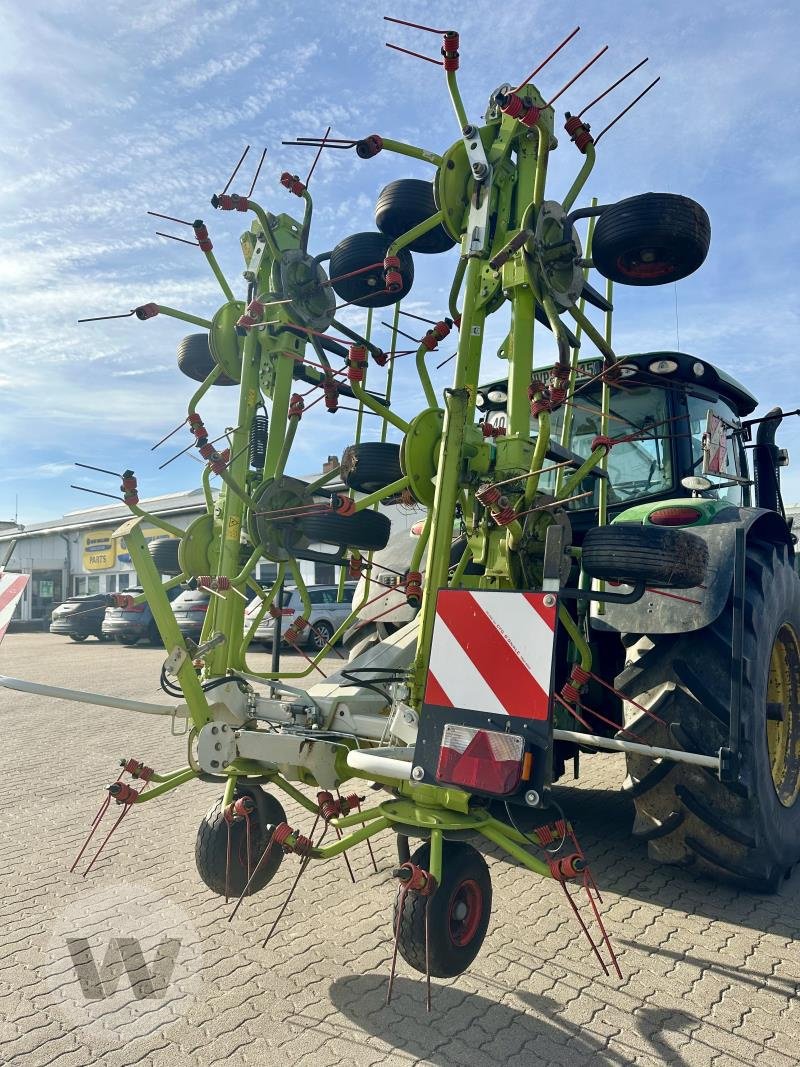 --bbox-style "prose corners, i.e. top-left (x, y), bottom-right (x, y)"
top-left (477, 351), bottom-right (757, 418)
